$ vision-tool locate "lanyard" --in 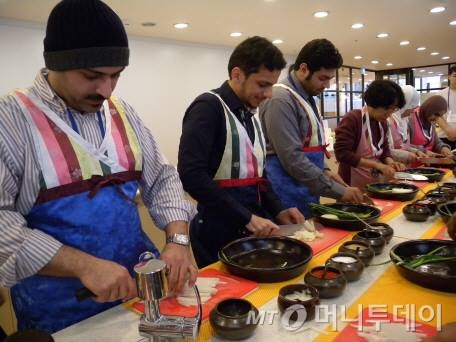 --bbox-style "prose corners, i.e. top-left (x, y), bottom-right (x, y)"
top-left (364, 111), bottom-right (384, 157)
top-left (67, 109), bottom-right (105, 137)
